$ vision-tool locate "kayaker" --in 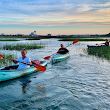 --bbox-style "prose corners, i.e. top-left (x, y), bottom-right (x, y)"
top-left (10, 48), bottom-right (32, 70)
top-left (101, 39), bottom-right (109, 46)
top-left (57, 44), bottom-right (69, 54)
